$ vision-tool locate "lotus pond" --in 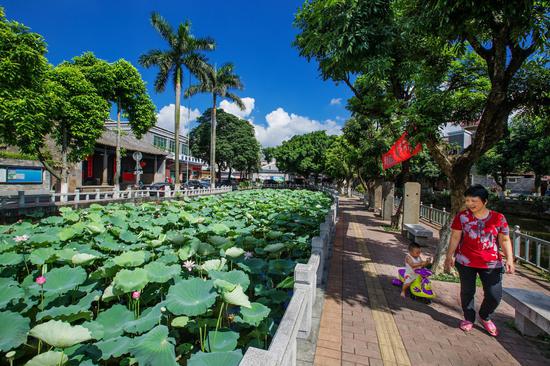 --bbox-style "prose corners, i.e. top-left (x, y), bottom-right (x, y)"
top-left (0, 189), bottom-right (331, 366)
